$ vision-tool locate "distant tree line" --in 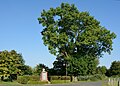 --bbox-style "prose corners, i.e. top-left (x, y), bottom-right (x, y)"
top-left (0, 50), bottom-right (119, 81)
top-left (50, 59), bottom-right (120, 77)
